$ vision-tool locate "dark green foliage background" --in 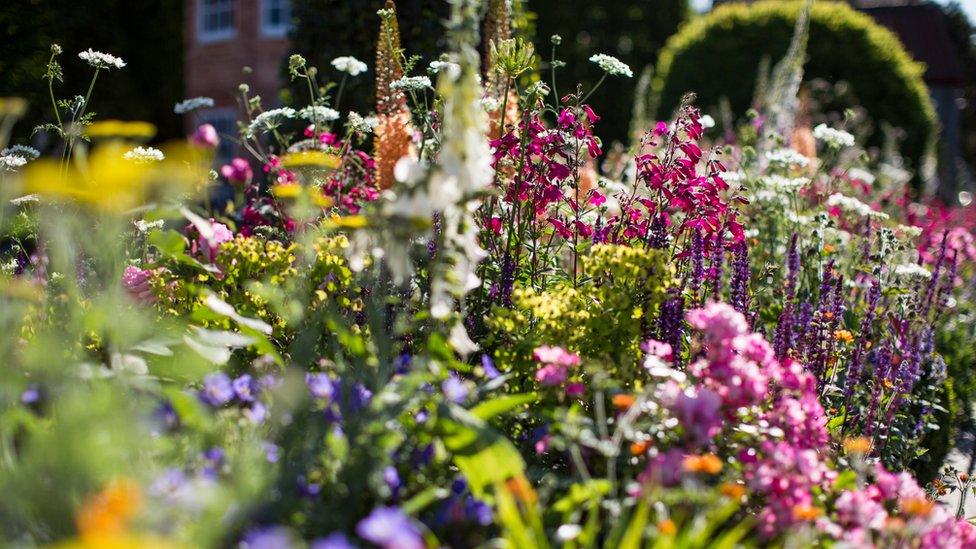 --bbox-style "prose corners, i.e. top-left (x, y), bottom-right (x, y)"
top-left (654, 1), bottom-right (936, 172)
top-left (530, 0), bottom-right (688, 145)
top-left (0, 0), bottom-right (184, 143)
